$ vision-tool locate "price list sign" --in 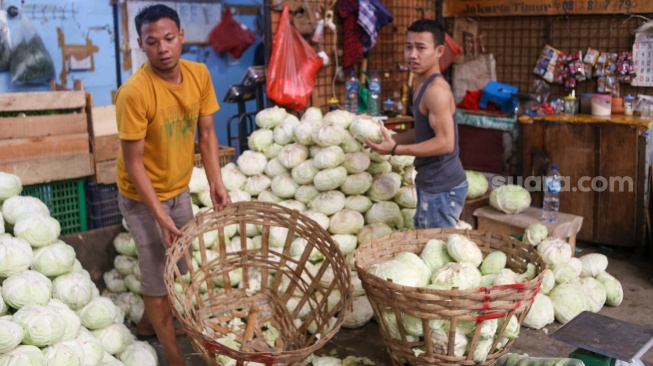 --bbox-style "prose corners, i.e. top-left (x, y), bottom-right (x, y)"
top-left (633, 32), bottom-right (653, 87)
top-left (444, 0), bottom-right (653, 16)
